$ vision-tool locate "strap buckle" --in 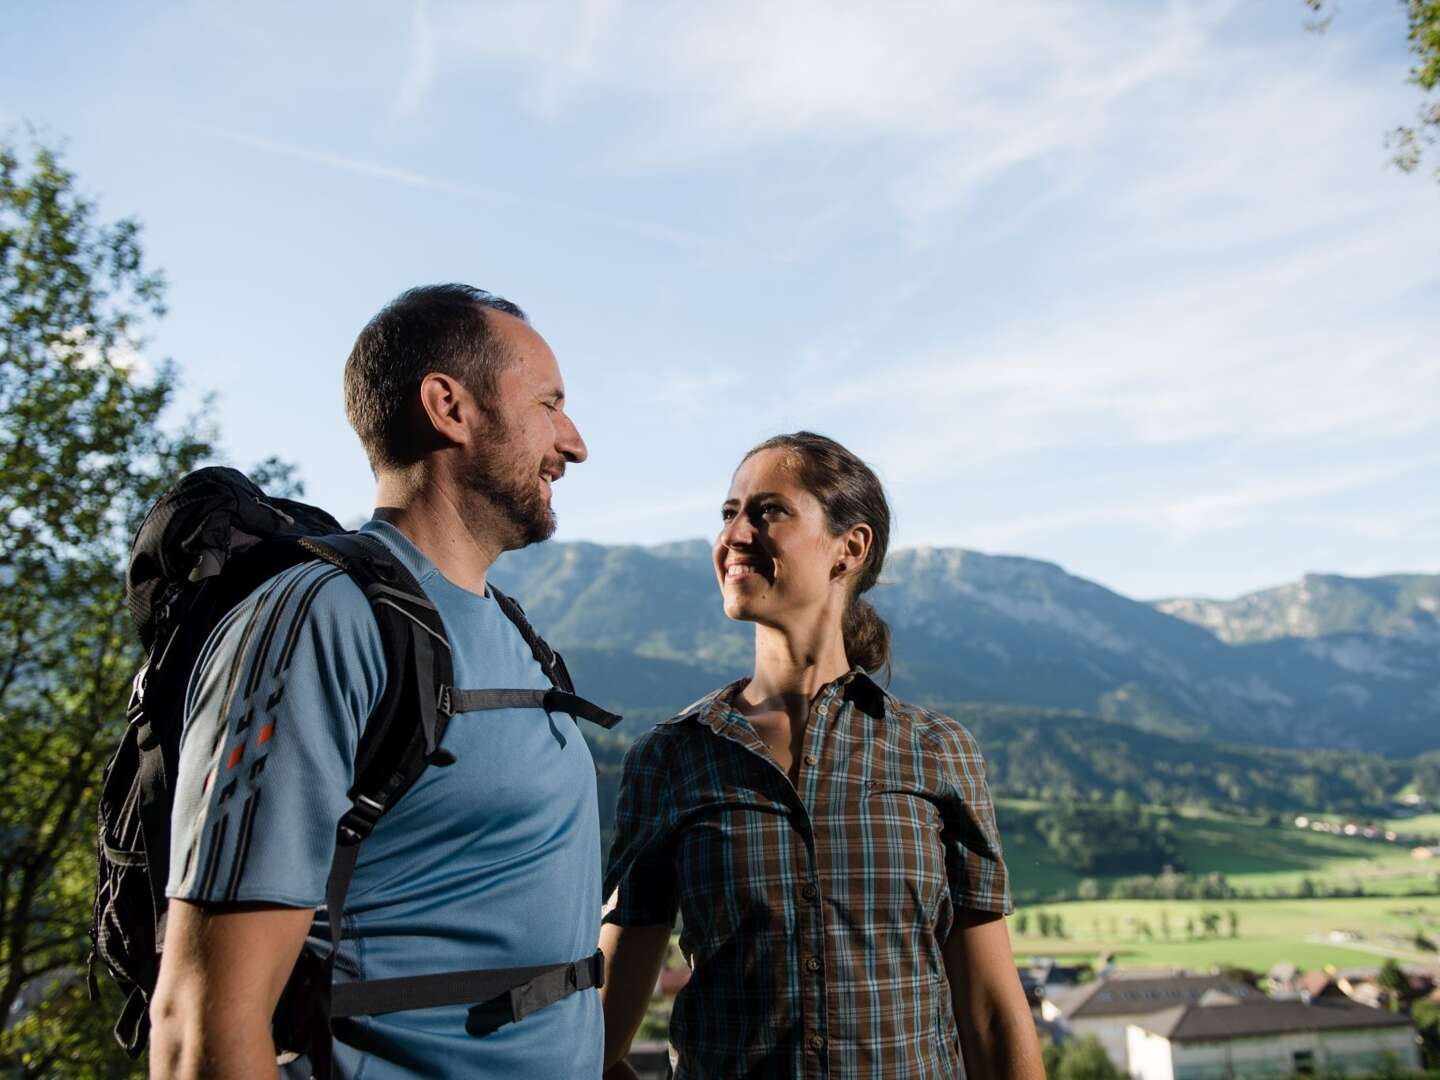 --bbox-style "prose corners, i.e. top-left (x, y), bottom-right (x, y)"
top-left (126, 664), bottom-right (149, 723)
top-left (337, 794), bottom-right (385, 845)
top-left (590, 948), bottom-right (605, 990)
